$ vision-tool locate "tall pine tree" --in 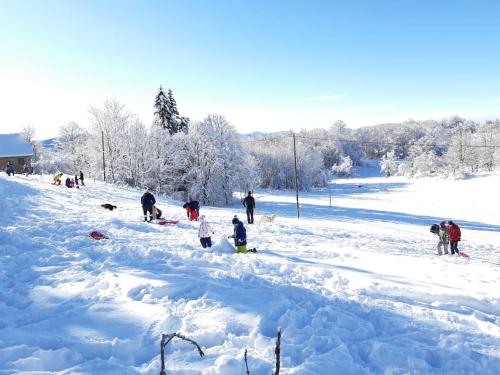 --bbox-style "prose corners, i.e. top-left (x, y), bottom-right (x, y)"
top-left (154, 86), bottom-right (171, 130)
top-left (154, 85), bottom-right (189, 135)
